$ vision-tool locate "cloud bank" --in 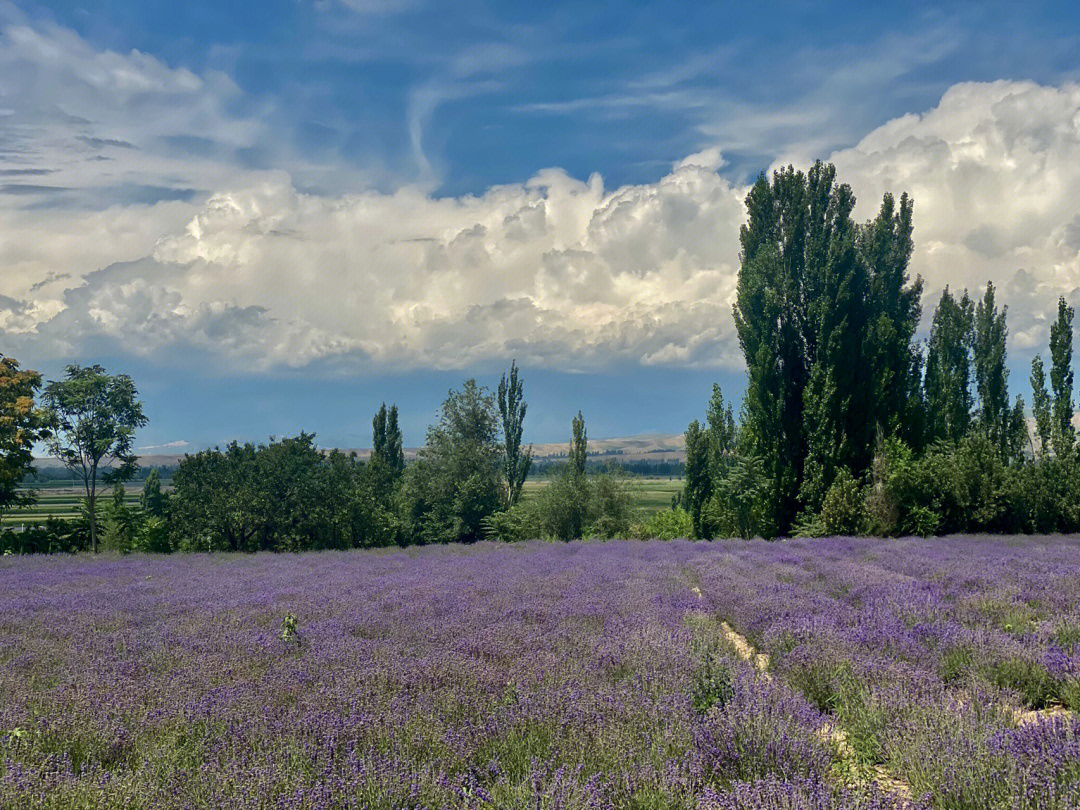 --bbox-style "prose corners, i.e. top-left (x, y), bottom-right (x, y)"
top-left (2, 17), bottom-right (1079, 374)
